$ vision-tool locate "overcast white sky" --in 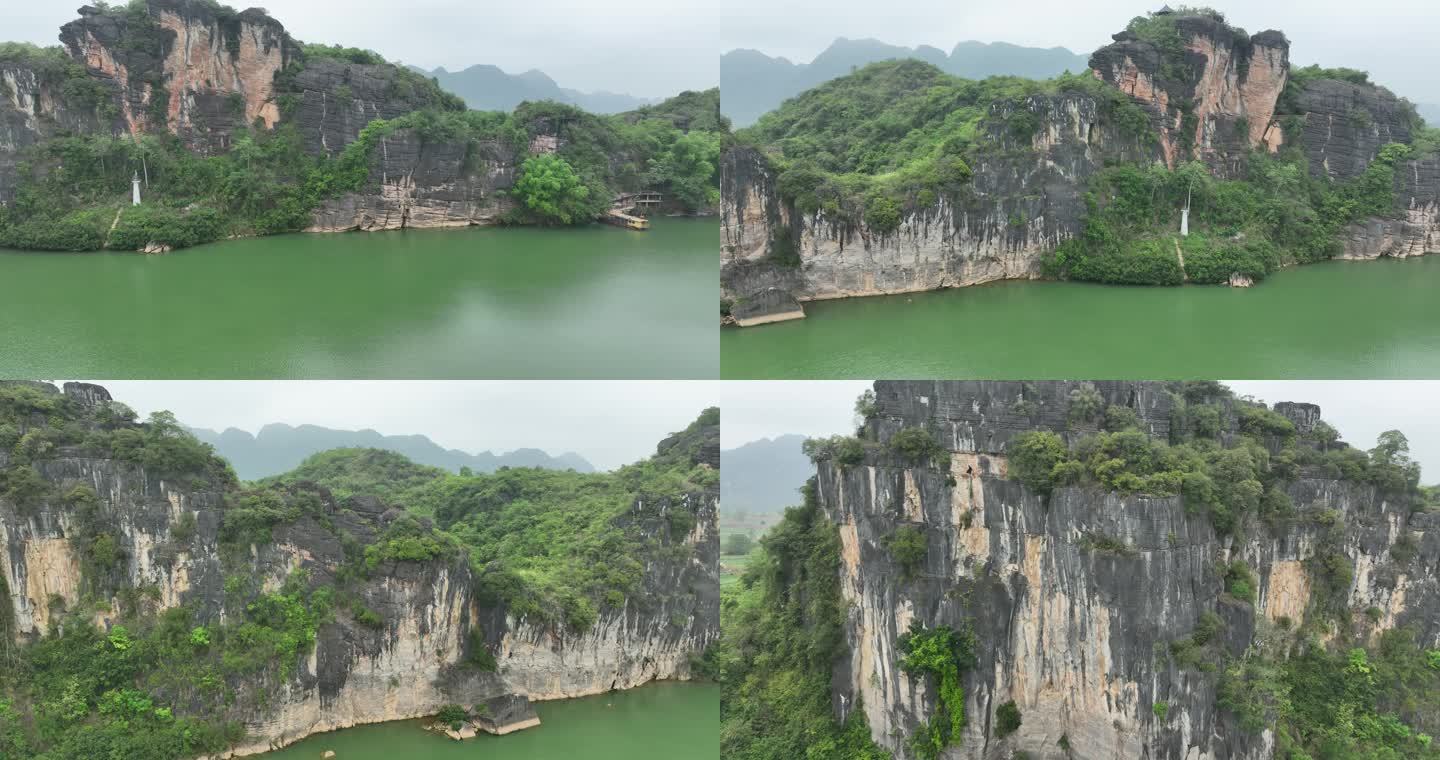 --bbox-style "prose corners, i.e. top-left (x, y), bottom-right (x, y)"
top-left (723, 381), bottom-right (1440, 481)
top-left (89, 381), bottom-right (722, 472)
top-left (11, 0), bottom-right (716, 99)
top-left (720, 0), bottom-right (1439, 105)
